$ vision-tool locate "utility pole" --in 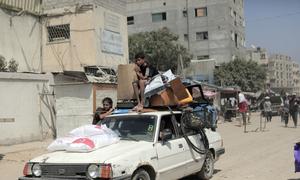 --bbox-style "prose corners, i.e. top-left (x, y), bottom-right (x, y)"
top-left (185, 0), bottom-right (190, 51)
top-left (177, 45), bottom-right (185, 78)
